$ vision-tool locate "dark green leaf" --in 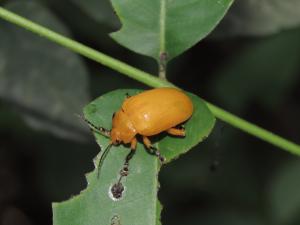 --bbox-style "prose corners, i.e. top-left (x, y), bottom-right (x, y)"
top-left (0, 1), bottom-right (90, 140)
top-left (211, 28), bottom-right (300, 112)
top-left (110, 0), bottom-right (233, 61)
top-left (268, 159), bottom-right (300, 224)
top-left (53, 89), bottom-right (215, 225)
top-left (214, 0), bottom-right (300, 37)
top-left (175, 210), bottom-right (264, 225)
top-left (70, 0), bottom-right (119, 29)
